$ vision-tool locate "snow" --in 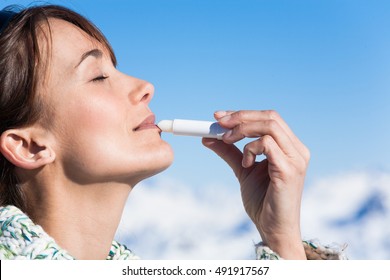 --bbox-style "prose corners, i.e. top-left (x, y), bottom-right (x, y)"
top-left (116, 171), bottom-right (390, 259)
